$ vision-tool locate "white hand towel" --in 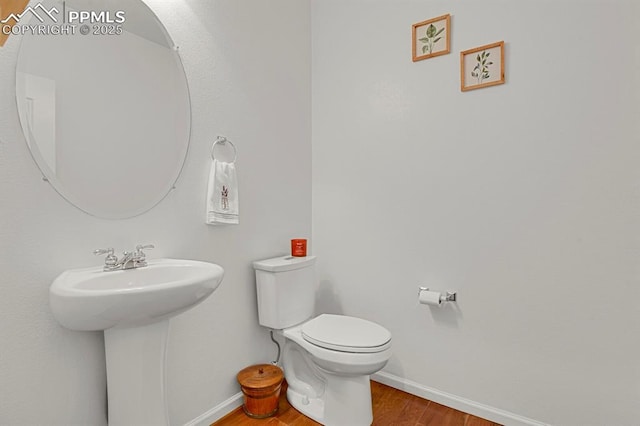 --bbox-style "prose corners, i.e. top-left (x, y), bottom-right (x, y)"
top-left (206, 159), bottom-right (239, 225)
